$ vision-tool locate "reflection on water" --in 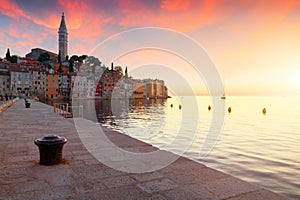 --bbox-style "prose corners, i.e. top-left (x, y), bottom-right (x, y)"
top-left (94, 98), bottom-right (167, 125)
top-left (70, 96), bottom-right (299, 199)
